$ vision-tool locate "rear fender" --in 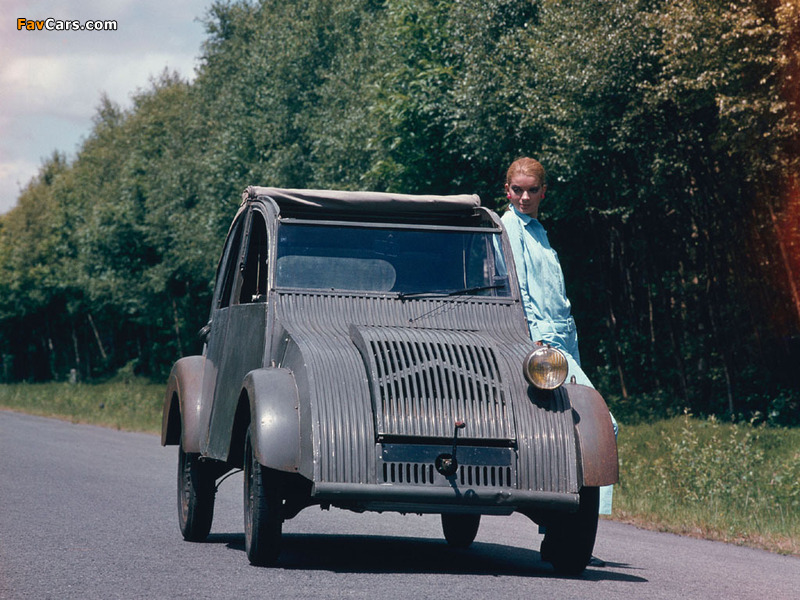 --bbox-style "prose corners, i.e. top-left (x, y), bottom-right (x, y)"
top-left (161, 355), bottom-right (205, 451)
top-left (242, 368), bottom-right (301, 473)
top-left (566, 384), bottom-right (619, 487)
